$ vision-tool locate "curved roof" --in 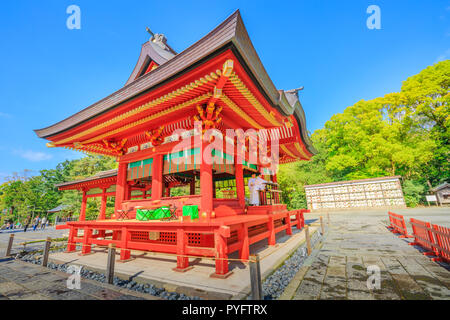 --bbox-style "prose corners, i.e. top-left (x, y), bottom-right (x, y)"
top-left (34, 10), bottom-right (316, 155)
top-left (55, 169), bottom-right (117, 189)
top-left (124, 34), bottom-right (177, 86)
